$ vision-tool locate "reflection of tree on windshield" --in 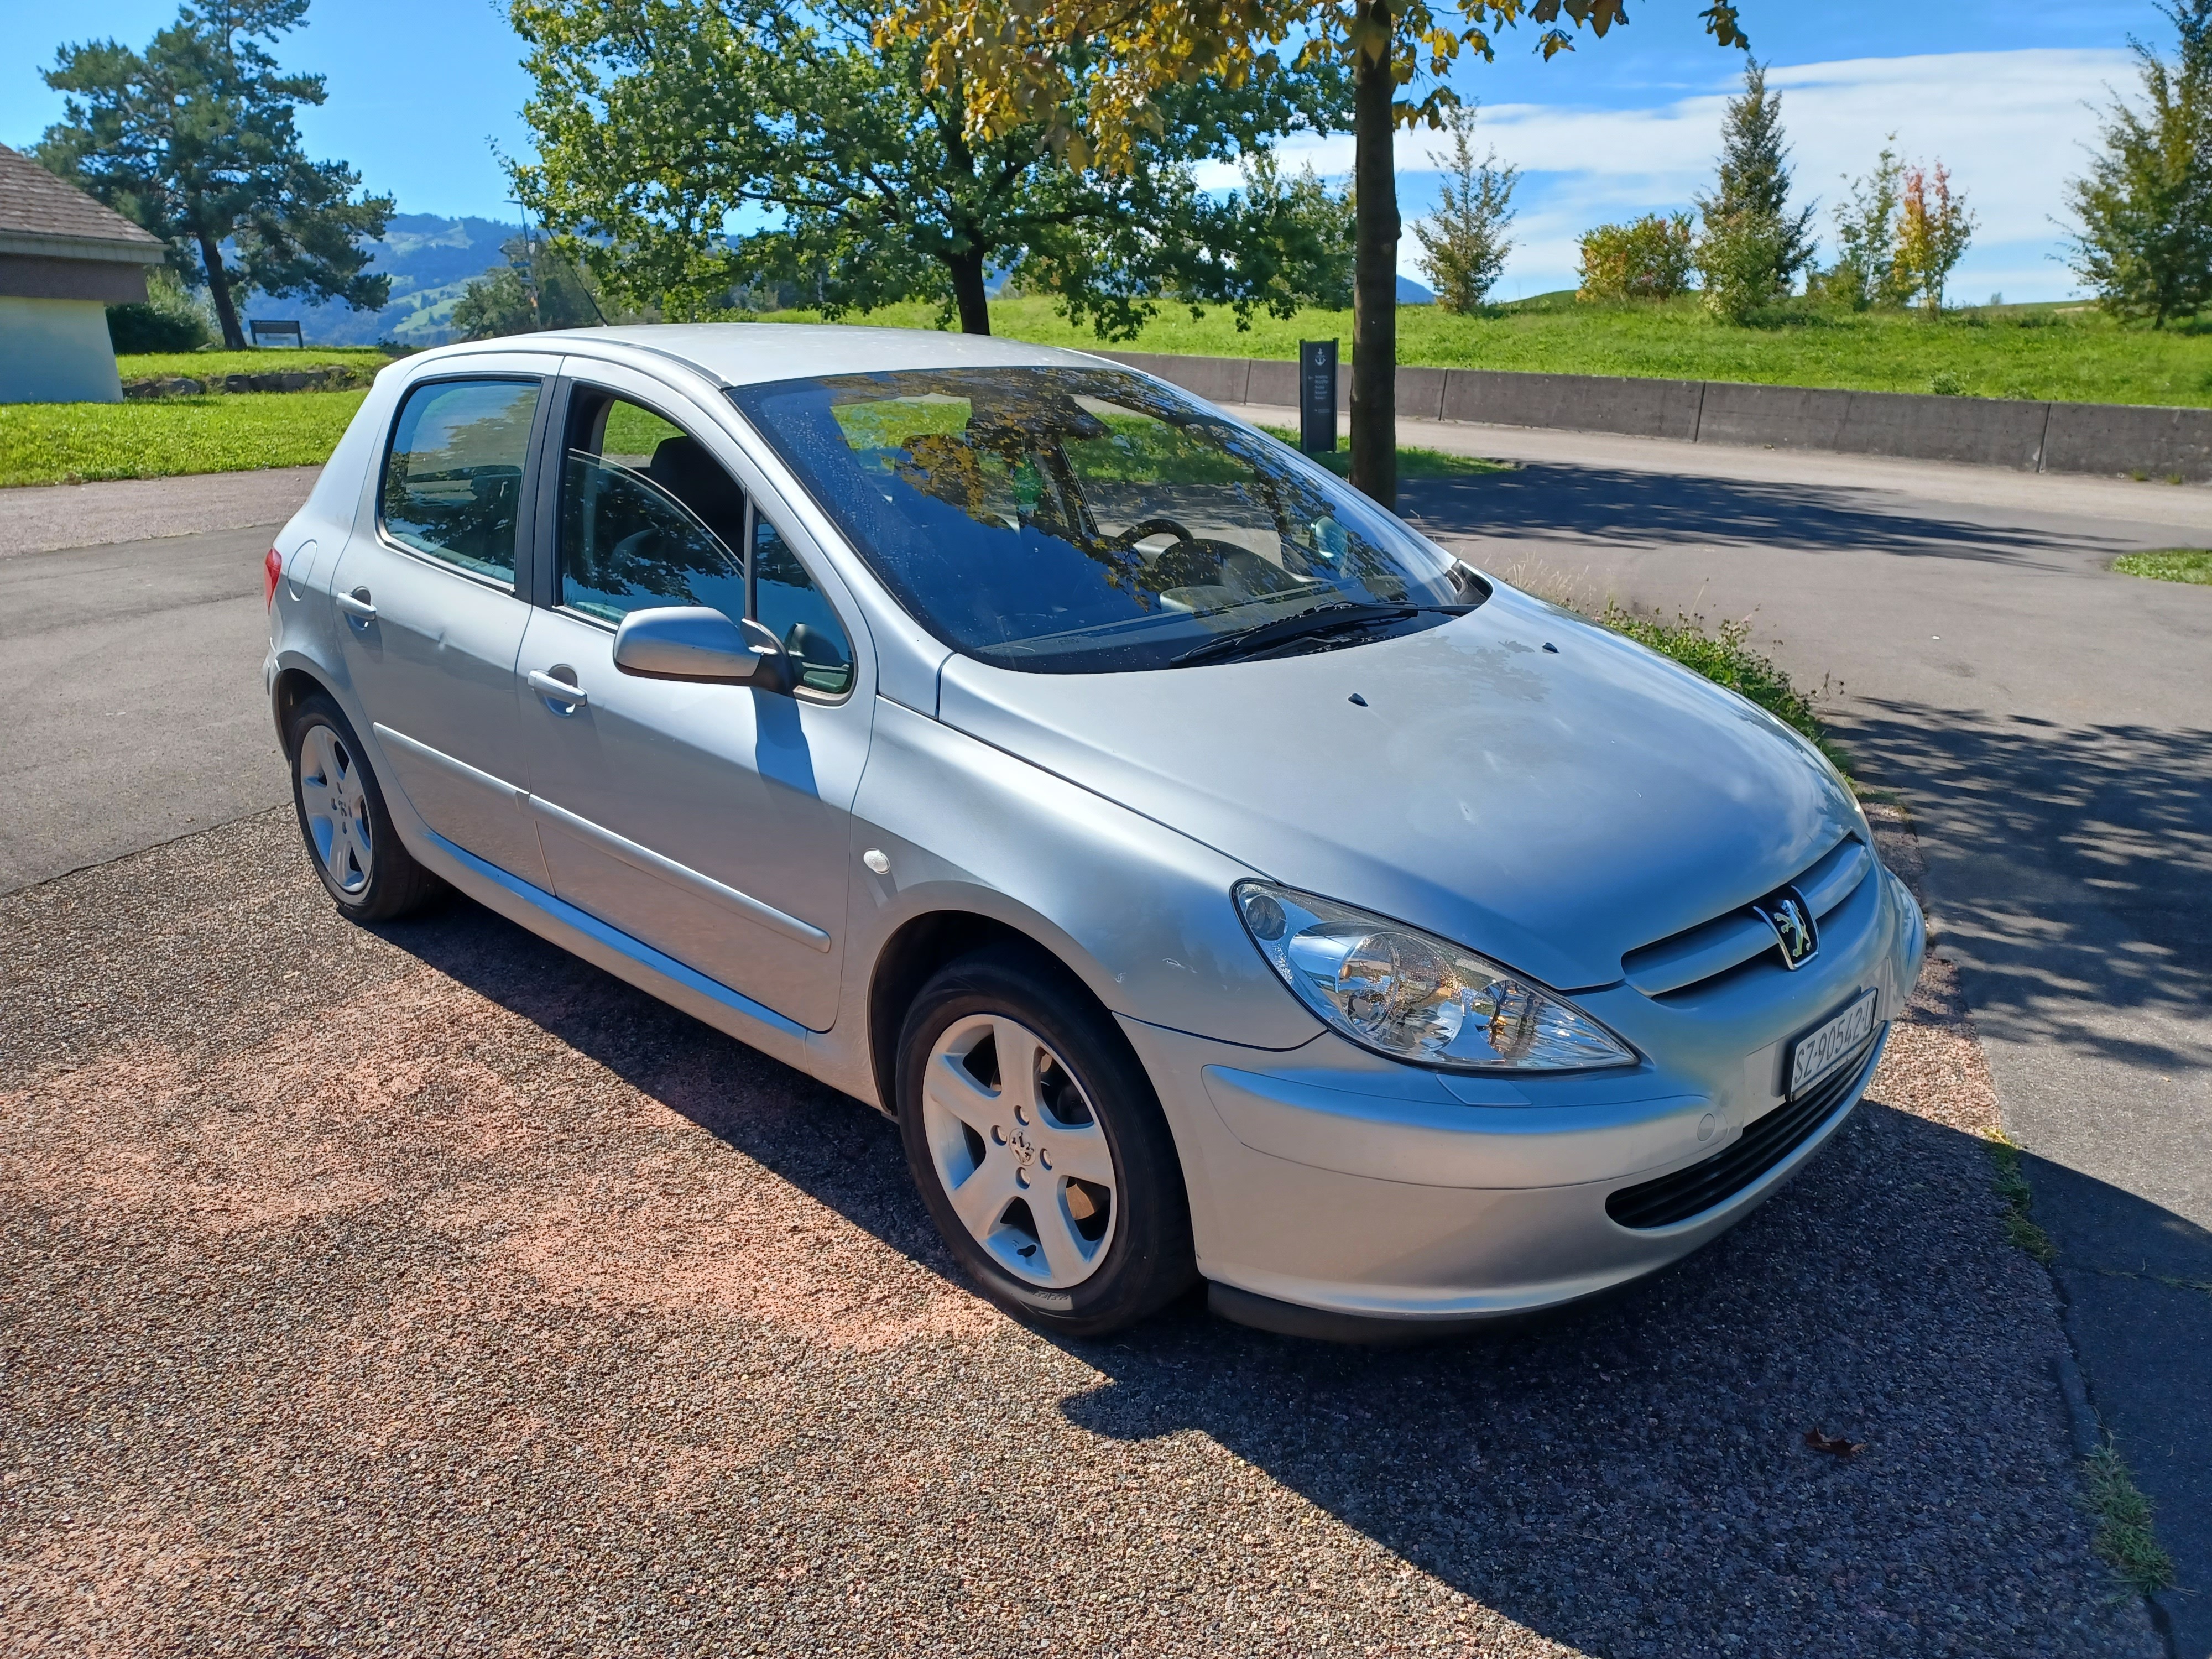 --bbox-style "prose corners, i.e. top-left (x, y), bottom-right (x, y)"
top-left (739, 367), bottom-right (1465, 673)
